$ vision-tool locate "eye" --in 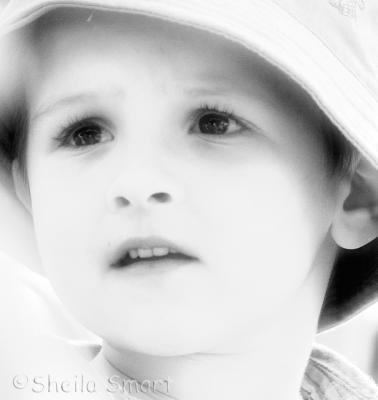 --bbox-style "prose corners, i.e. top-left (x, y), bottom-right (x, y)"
top-left (56, 117), bottom-right (114, 148)
top-left (191, 106), bottom-right (245, 136)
